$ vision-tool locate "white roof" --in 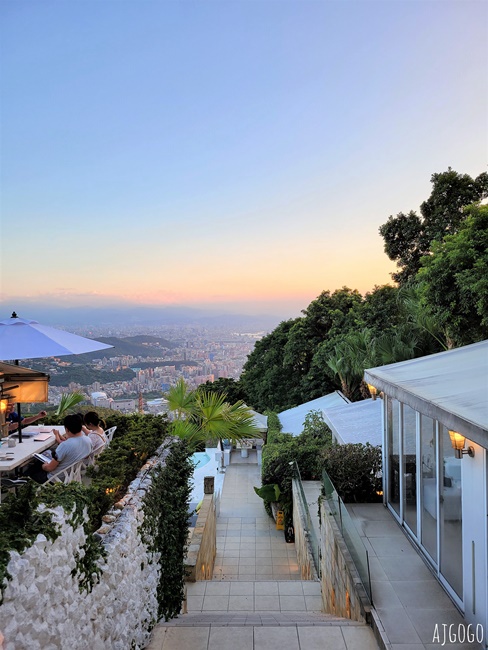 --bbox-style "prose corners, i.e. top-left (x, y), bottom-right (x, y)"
top-left (278, 391), bottom-right (349, 436)
top-left (322, 398), bottom-right (382, 447)
top-left (249, 410), bottom-right (268, 432)
top-left (365, 340), bottom-right (488, 448)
